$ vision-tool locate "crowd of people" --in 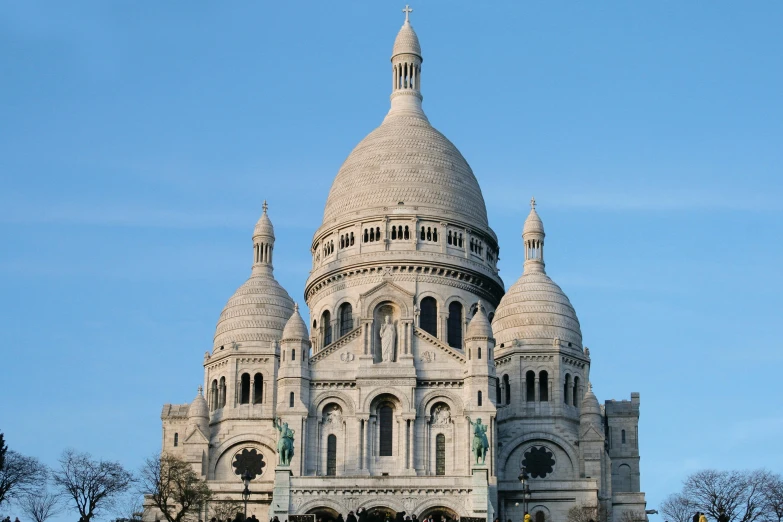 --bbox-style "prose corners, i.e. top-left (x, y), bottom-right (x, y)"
top-left (265, 509), bottom-right (456, 522)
